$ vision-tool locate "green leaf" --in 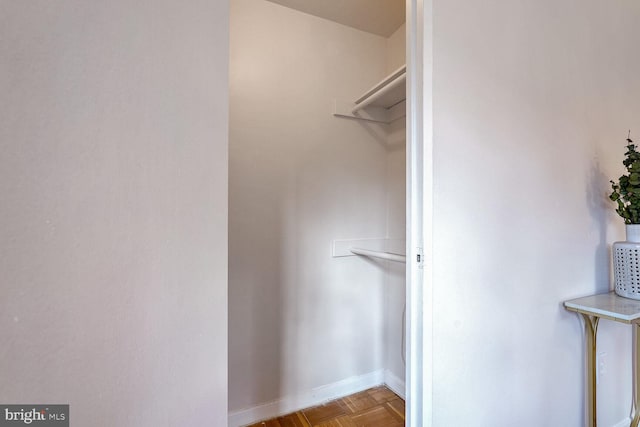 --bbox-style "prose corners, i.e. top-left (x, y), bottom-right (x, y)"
top-left (609, 135), bottom-right (640, 221)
